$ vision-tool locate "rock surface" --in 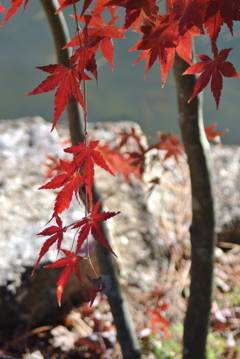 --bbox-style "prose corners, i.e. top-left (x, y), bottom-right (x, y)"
top-left (0, 117), bottom-right (239, 334)
top-left (211, 146), bottom-right (240, 245)
top-left (0, 117), bottom-right (88, 333)
top-left (0, 117), bottom-right (166, 334)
